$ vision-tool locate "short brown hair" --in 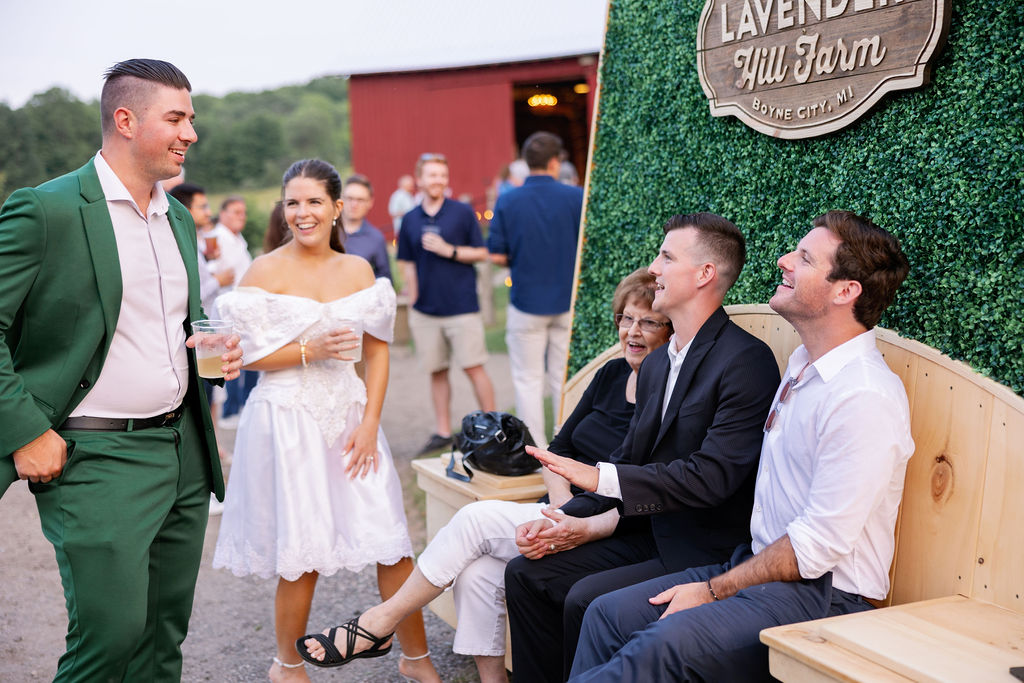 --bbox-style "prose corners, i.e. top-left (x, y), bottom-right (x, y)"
top-left (415, 153), bottom-right (448, 177)
top-left (522, 131), bottom-right (564, 170)
top-left (612, 268), bottom-right (659, 316)
top-left (344, 173), bottom-right (374, 197)
top-left (101, 59), bottom-right (191, 135)
top-left (815, 210), bottom-right (910, 328)
top-left (663, 212), bottom-right (746, 291)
